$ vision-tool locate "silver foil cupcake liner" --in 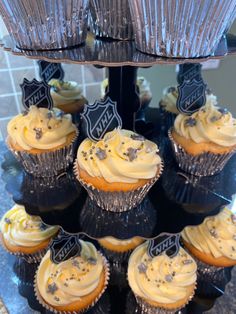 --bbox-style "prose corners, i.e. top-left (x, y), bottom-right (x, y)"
top-left (159, 105), bottom-right (177, 134)
top-left (7, 130), bottom-right (78, 178)
top-left (89, 0), bottom-right (133, 40)
top-left (34, 253), bottom-right (110, 314)
top-left (74, 161), bottom-right (163, 212)
top-left (0, 0), bottom-right (89, 50)
top-left (168, 130), bottom-right (236, 177)
top-left (128, 0), bottom-right (236, 58)
top-left (195, 258), bottom-right (224, 283)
